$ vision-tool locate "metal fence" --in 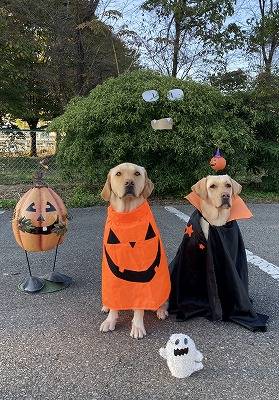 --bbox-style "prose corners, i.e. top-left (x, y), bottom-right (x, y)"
top-left (0, 129), bottom-right (57, 157)
top-left (0, 129), bottom-right (103, 208)
top-left (0, 129), bottom-right (84, 203)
